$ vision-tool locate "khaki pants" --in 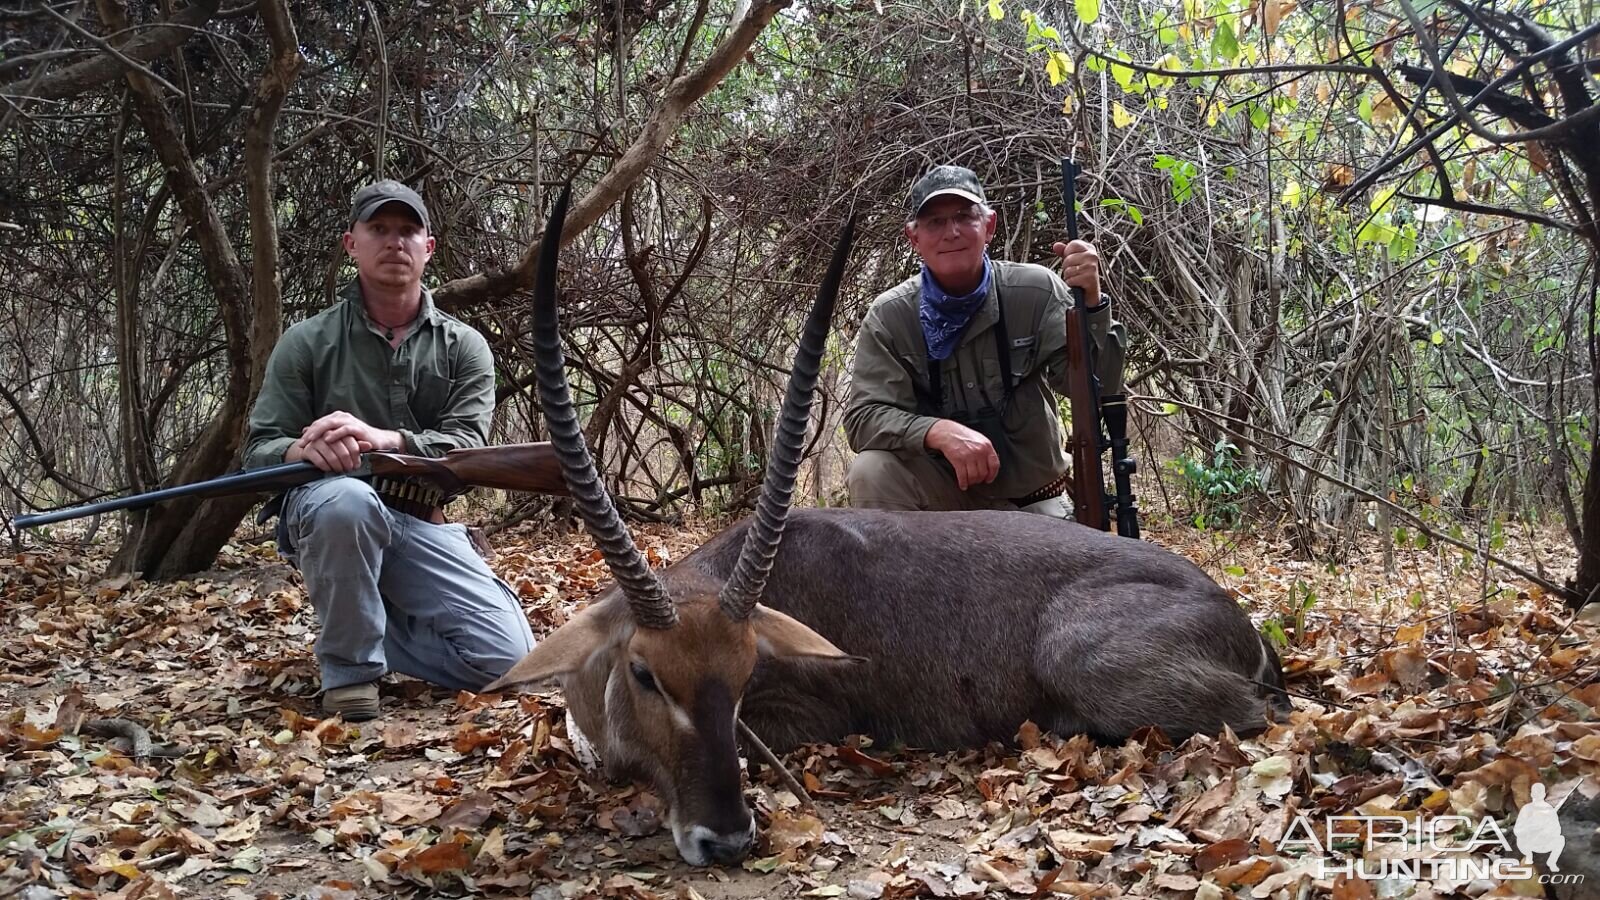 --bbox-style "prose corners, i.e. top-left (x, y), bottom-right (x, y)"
top-left (846, 450), bottom-right (1071, 518)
